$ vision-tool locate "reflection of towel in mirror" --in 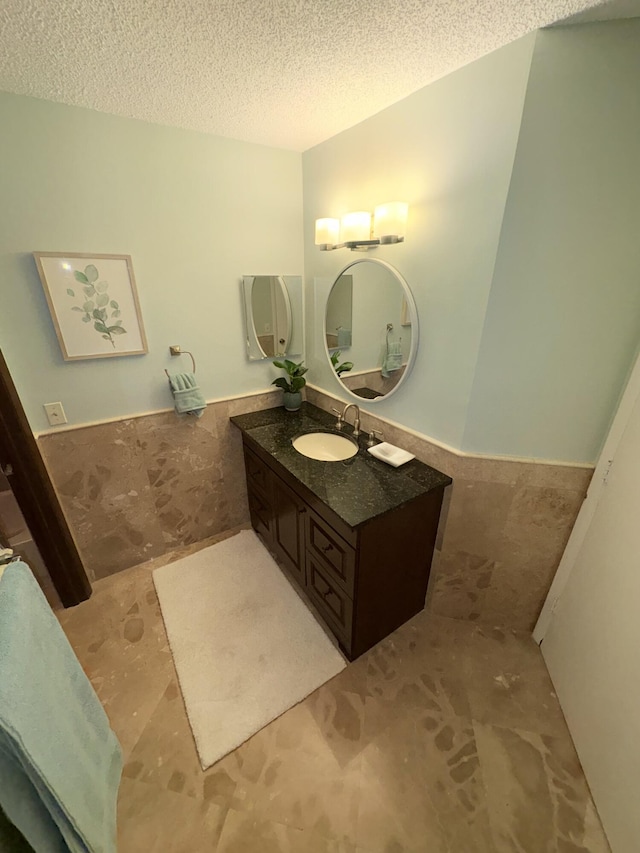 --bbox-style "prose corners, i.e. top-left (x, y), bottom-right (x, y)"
top-left (381, 342), bottom-right (403, 378)
top-left (168, 372), bottom-right (206, 418)
top-left (337, 328), bottom-right (352, 348)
